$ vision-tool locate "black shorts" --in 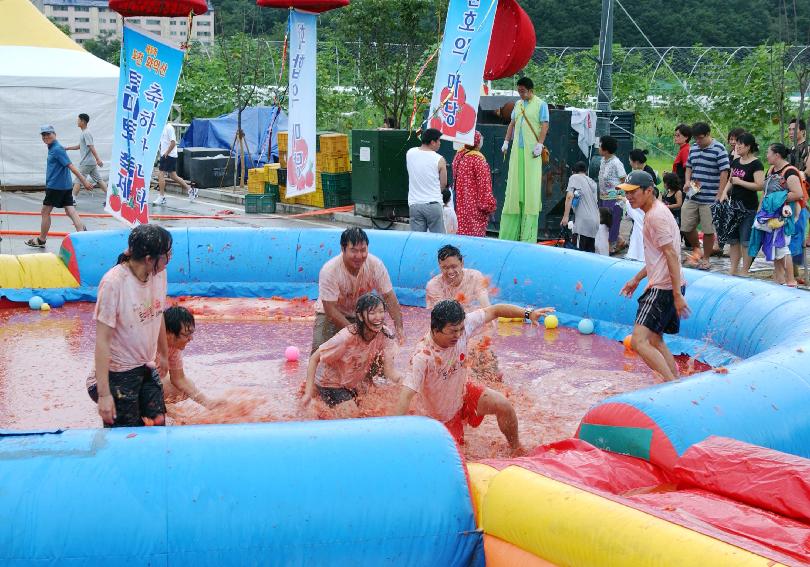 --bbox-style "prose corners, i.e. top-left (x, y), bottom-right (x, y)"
top-left (43, 189), bottom-right (75, 208)
top-left (317, 385), bottom-right (358, 407)
top-left (635, 286), bottom-right (685, 335)
top-left (91, 365), bottom-right (166, 427)
top-left (159, 155), bottom-right (177, 173)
